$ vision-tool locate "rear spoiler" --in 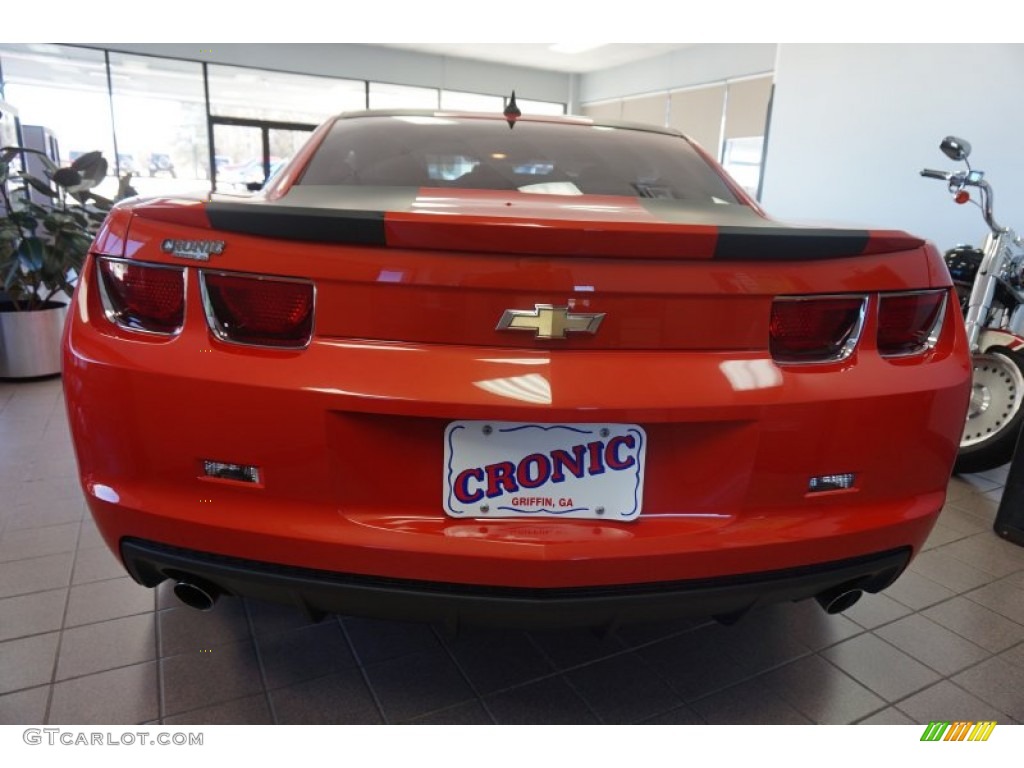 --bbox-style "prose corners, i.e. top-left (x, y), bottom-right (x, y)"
top-left (133, 190), bottom-right (925, 261)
